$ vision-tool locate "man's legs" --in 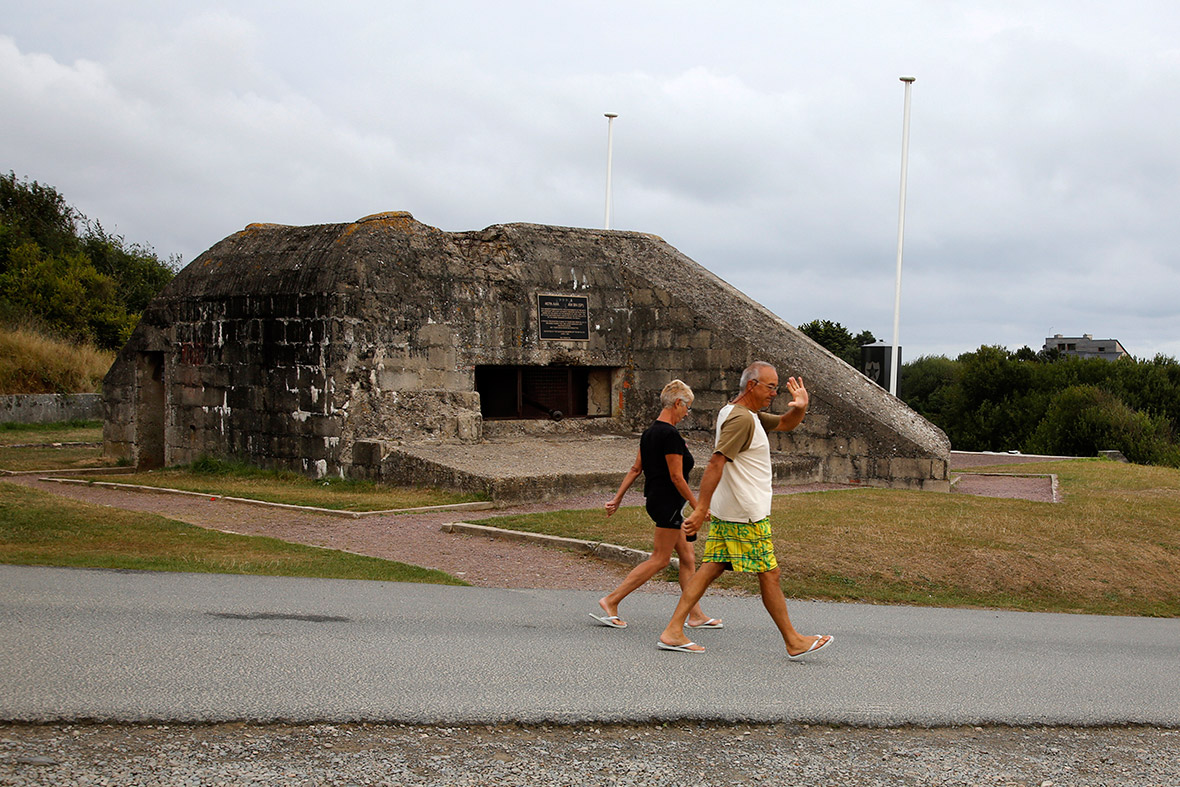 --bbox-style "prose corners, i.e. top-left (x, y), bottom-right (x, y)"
top-left (672, 534), bottom-right (717, 627)
top-left (757, 567), bottom-right (830, 656)
top-left (658, 561), bottom-right (726, 648)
